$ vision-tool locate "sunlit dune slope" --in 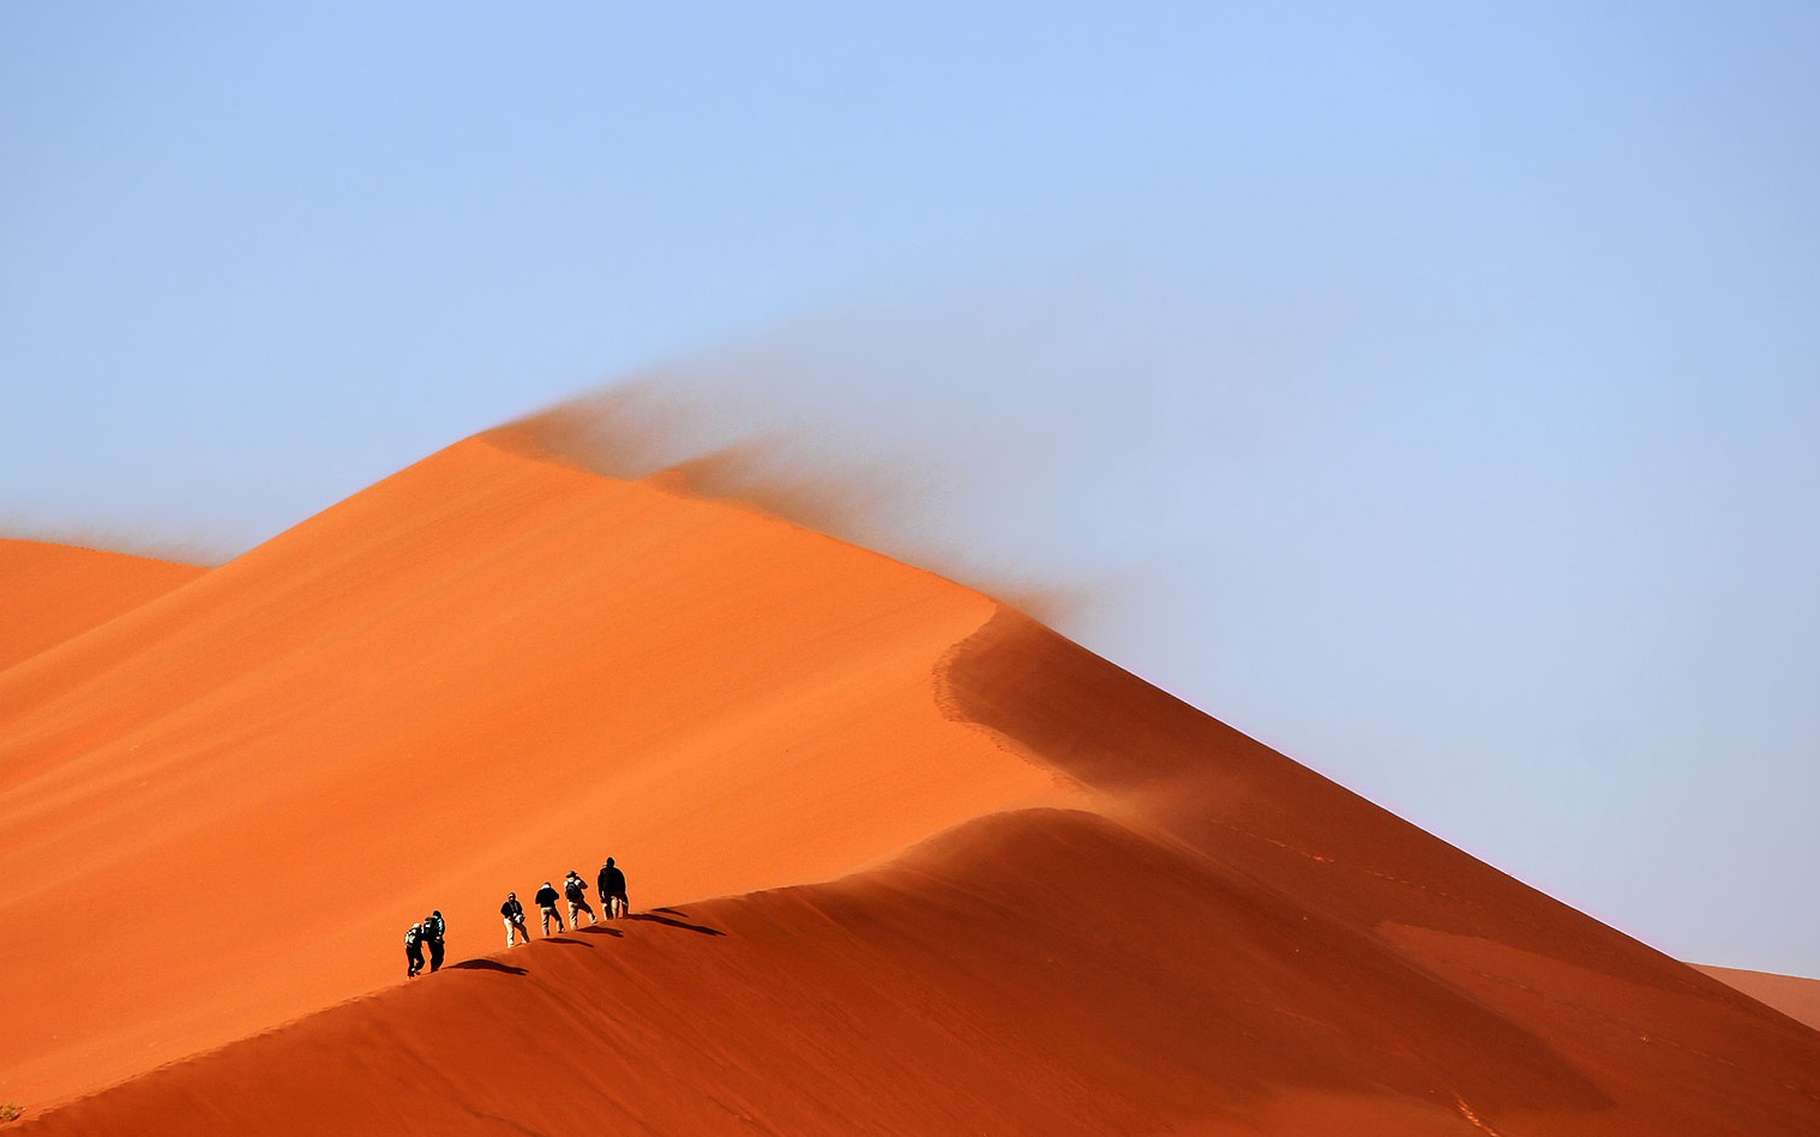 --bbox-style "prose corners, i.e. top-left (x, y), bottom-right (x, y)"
top-left (0, 429), bottom-right (1081, 1110)
top-left (1698, 965), bottom-right (1820, 1032)
top-left (6, 428), bottom-right (1819, 1135)
top-left (0, 538), bottom-right (202, 672)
